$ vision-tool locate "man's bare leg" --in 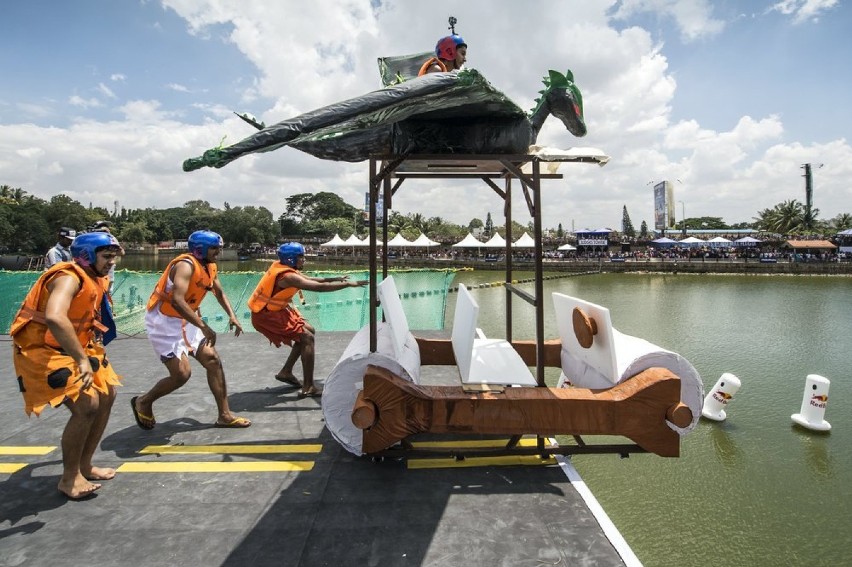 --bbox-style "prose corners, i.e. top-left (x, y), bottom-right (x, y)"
top-left (81, 387), bottom-right (117, 481)
top-left (275, 342), bottom-right (302, 385)
top-left (299, 331), bottom-right (319, 395)
top-left (134, 354), bottom-right (192, 424)
top-left (197, 344), bottom-right (250, 426)
top-left (58, 392), bottom-right (101, 499)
